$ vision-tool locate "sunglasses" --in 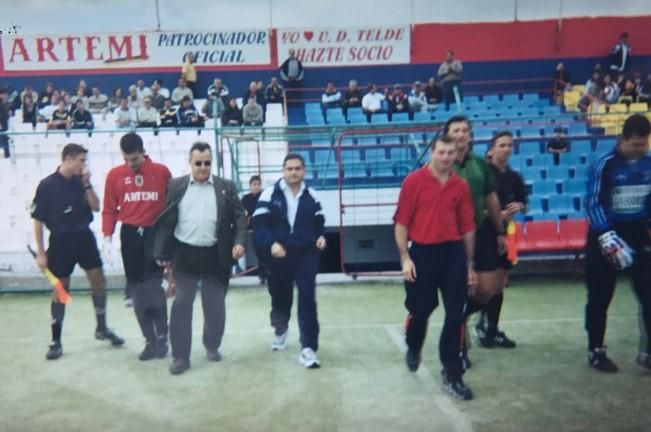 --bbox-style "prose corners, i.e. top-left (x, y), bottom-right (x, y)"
top-left (193, 161), bottom-right (212, 167)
